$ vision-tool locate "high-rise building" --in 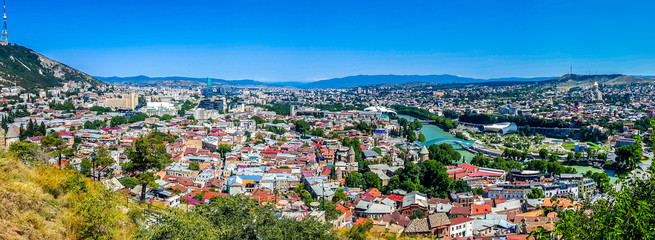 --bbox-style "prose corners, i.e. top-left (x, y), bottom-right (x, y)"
top-left (198, 96), bottom-right (227, 112)
top-left (106, 93), bottom-right (138, 110)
